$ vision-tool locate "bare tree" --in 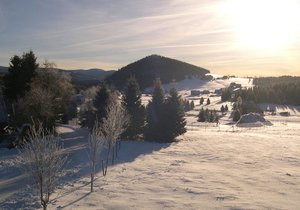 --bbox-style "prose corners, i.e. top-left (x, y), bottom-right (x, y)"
top-left (87, 120), bottom-right (105, 192)
top-left (101, 99), bottom-right (129, 176)
top-left (19, 123), bottom-right (67, 210)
